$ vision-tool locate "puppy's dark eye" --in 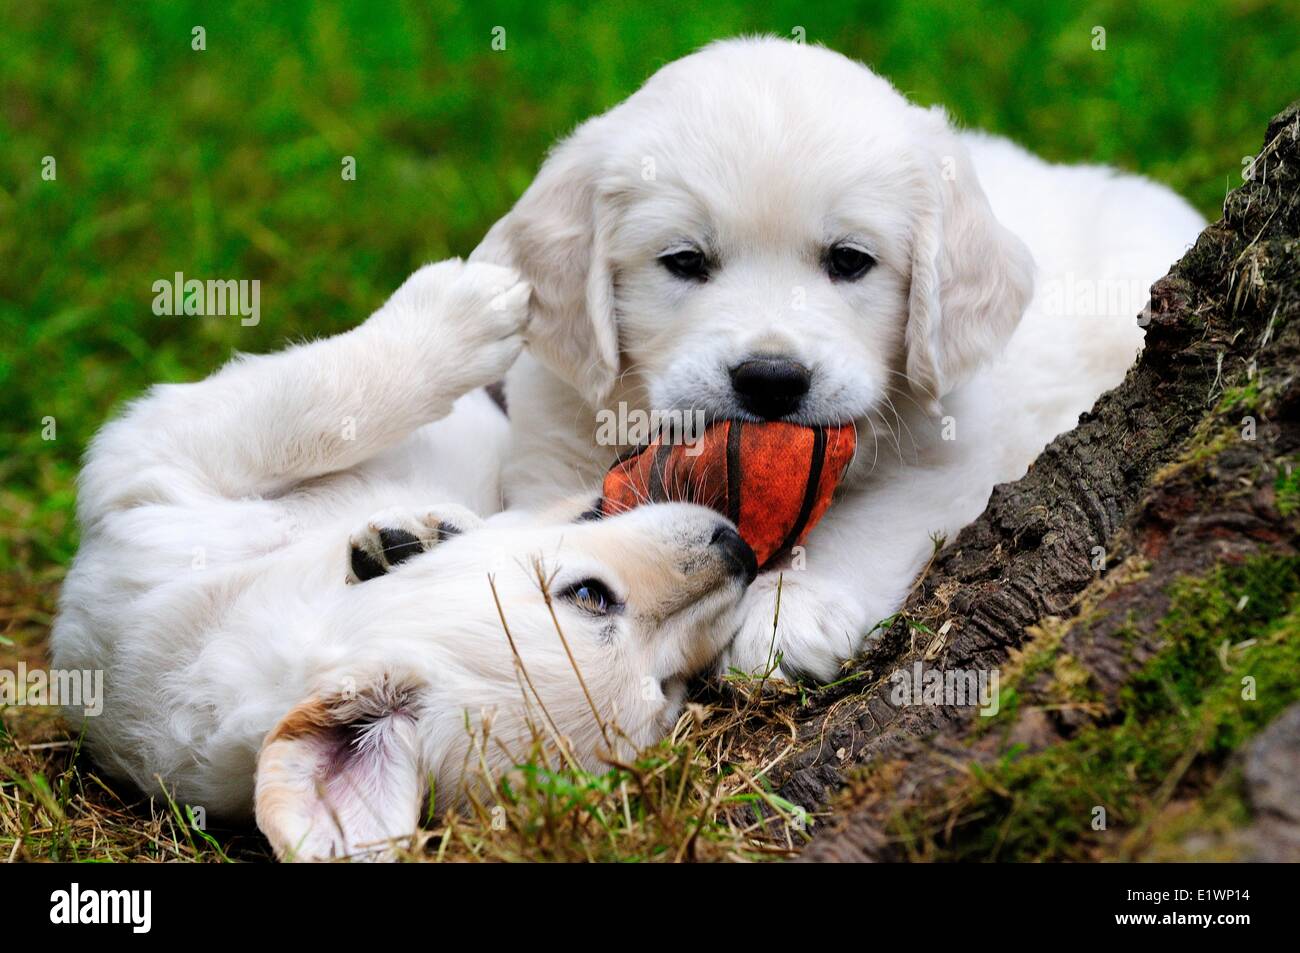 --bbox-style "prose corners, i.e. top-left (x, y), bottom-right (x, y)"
top-left (659, 247), bottom-right (709, 281)
top-left (827, 243), bottom-right (876, 281)
top-left (560, 578), bottom-right (621, 616)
